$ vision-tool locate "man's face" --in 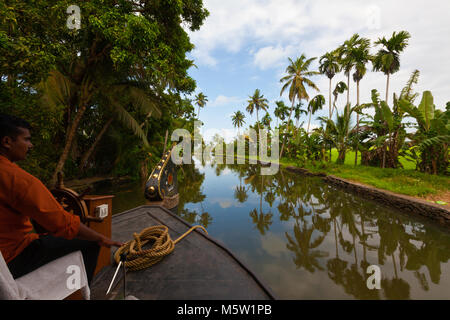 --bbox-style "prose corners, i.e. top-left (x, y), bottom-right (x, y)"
top-left (1, 128), bottom-right (33, 162)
